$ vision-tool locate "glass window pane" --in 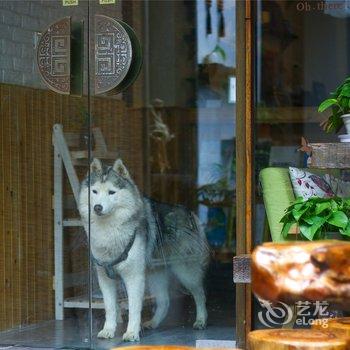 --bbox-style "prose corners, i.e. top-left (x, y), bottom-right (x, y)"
top-left (0, 1), bottom-right (92, 348)
top-left (89, 0), bottom-right (237, 348)
top-left (254, 0), bottom-right (349, 330)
